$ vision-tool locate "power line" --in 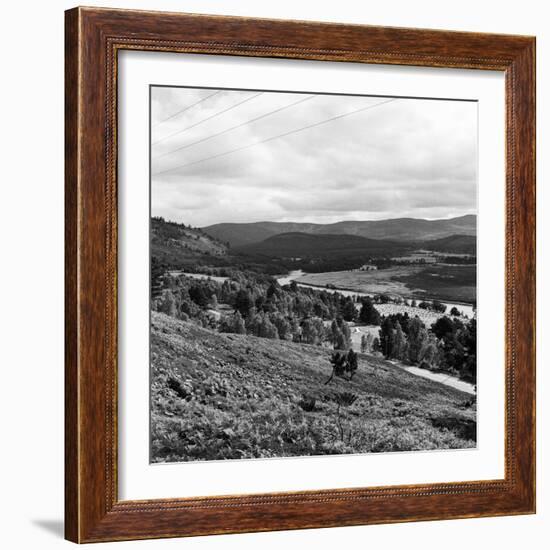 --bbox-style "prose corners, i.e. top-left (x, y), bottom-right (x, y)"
top-left (152, 90), bottom-right (221, 128)
top-left (153, 98), bottom-right (397, 177)
top-left (152, 92), bottom-right (264, 146)
top-left (154, 95), bottom-right (315, 160)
